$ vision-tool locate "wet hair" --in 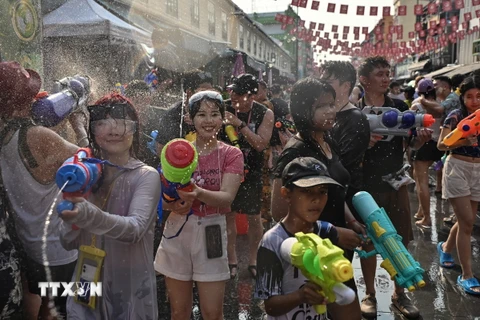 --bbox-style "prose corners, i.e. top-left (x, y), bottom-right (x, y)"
top-left (358, 56), bottom-right (390, 79)
top-left (258, 80), bottom-right (268, 89)
top-left (389, 81), bottom-right (400, 89)
top-left (181, 69), bottom-right (213, 93)
top-left (433, 75), bottom-right (452, 88)
top-left (271, 84), bottom-right (282, 95)
top-left (290, 77), bottom-right (336, 140)
top-left (88, 92), bottom-right (140, 158)
top-left (212, 85), bottom-right (223, 94)
top-left (458, 76), bottom-right (480, 116)
top-left (451, 74), bottom-right (465, 91)
top-left (320, 61), bottom-right (357, 95)
top-left (188, 92), bottom-right (225, 120)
